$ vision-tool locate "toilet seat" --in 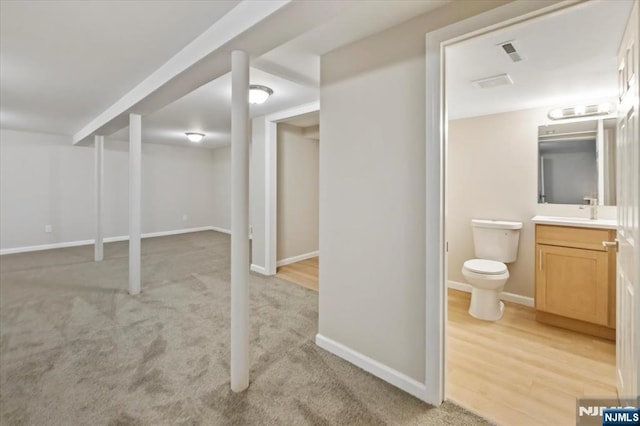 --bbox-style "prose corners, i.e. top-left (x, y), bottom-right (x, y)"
top-left (463, 259), bottom-right (507, 275)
